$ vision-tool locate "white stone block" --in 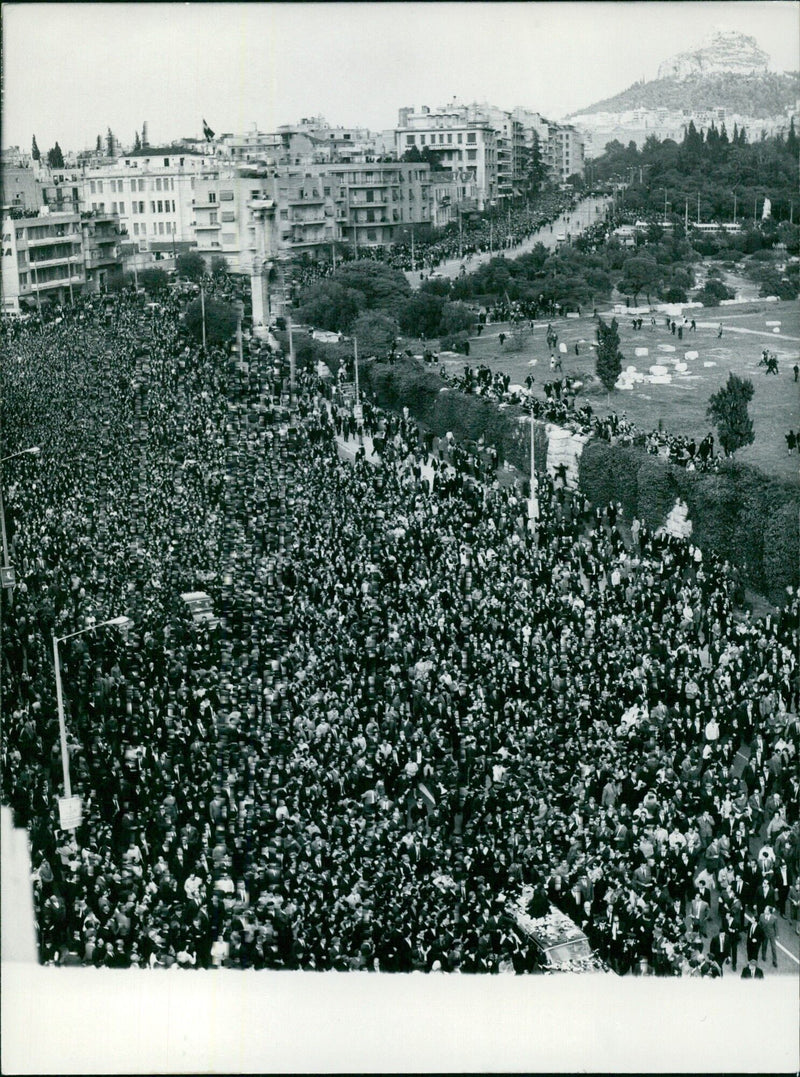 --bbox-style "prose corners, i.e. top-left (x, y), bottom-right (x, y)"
top-left (635, 347), bottom-right (649, 357)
